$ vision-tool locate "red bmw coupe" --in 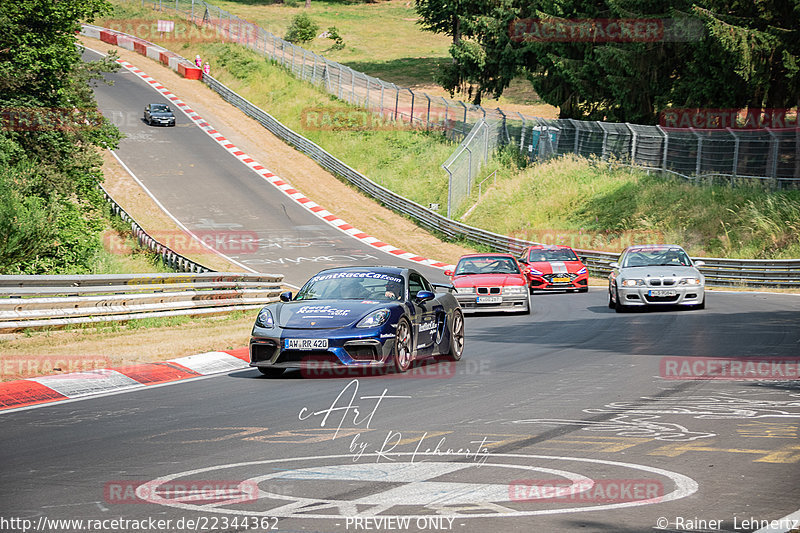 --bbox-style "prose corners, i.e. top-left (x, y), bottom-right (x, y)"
top-left (444, 253), bottom-right (531, 314)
